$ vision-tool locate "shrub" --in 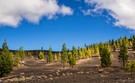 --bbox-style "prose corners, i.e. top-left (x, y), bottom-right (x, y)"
top-left (38, 51), bottom-right (44, 59)
top-left (126, 60), bottom-right (135, 79)
top-left (47, 46), bottom-right (53, 63)
top-left (118, 41), bottom-right (128, 67)
top-left (99, 44), bottom-right (111, 67)
top-left (0, 54), bottom-right (13, 77)
top-left (0, 40), bottom-right (13, 77)
top-left (18, 47), bottom-right (25, 61)
top-left (13, 54), bottom-right (21, 67)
